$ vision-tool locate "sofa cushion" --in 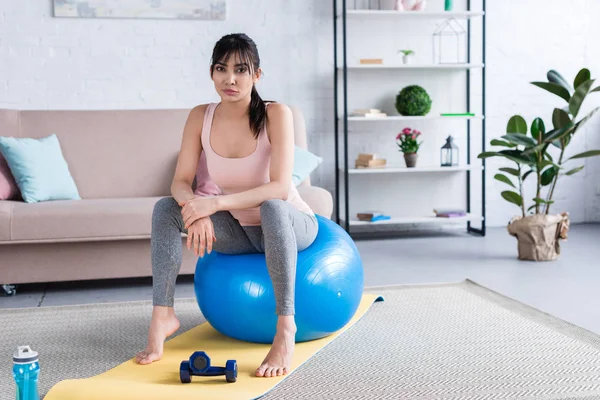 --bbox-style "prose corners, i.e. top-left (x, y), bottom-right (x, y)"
top-left (9, 197), bottom-right (163, 243)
